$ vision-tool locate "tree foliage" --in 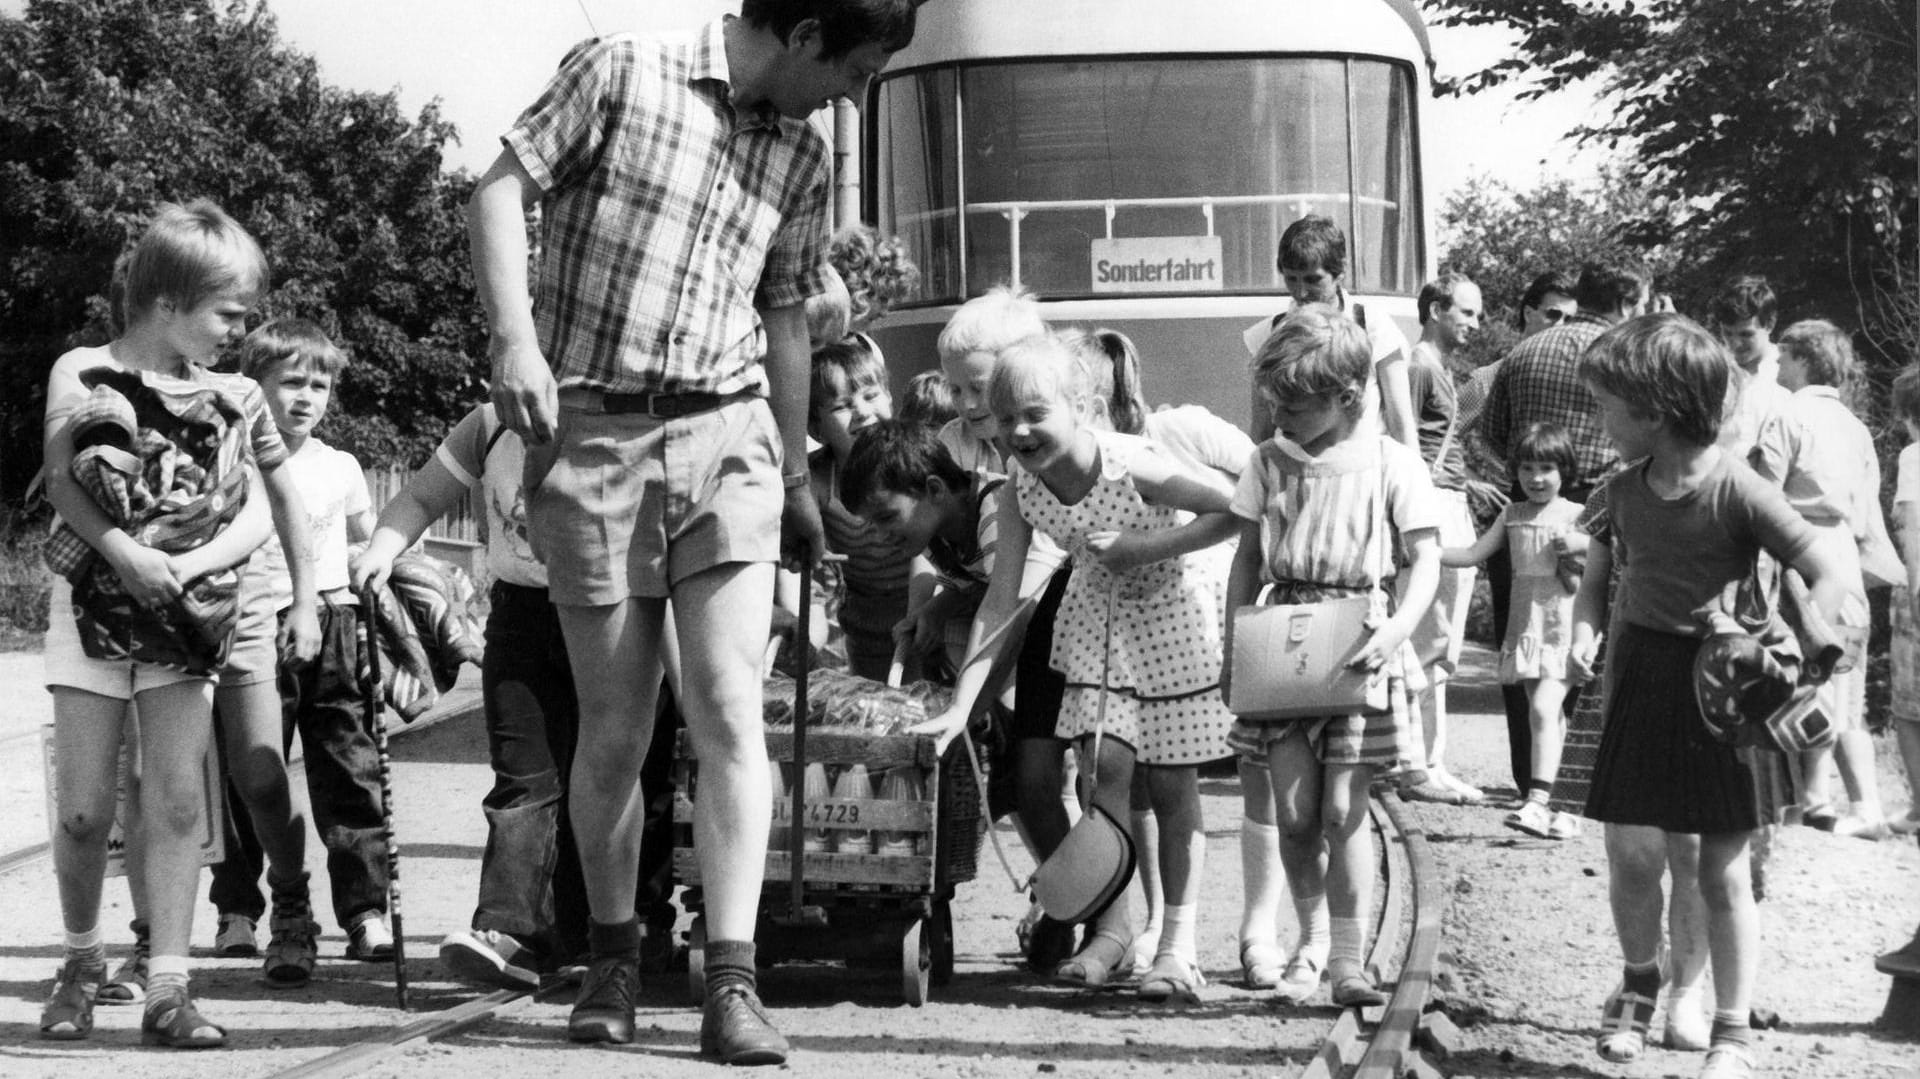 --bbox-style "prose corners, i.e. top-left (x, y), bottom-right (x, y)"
top-left (1424, 0), bottom-right (1920, 373)
top-left (0, 0), bottom-right (486, 500)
